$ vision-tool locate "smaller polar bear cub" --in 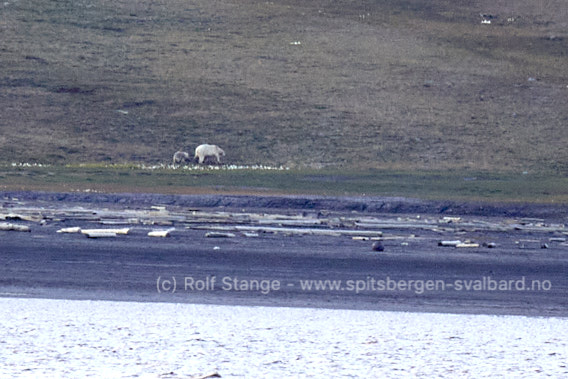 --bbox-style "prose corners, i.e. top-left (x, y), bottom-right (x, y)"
top-left (195, 144), bottom-right (225, 164)
top-left (172, 151), bottom-right (190, 166)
